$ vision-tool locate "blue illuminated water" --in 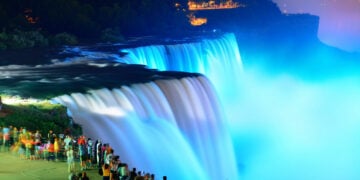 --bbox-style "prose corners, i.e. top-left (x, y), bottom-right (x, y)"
top-left (54, 34), bottom-right (242, 179)
top-left (54, 33), bottom-right (360, 179)
top-left (54, 76), bottom-right (238, 179)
